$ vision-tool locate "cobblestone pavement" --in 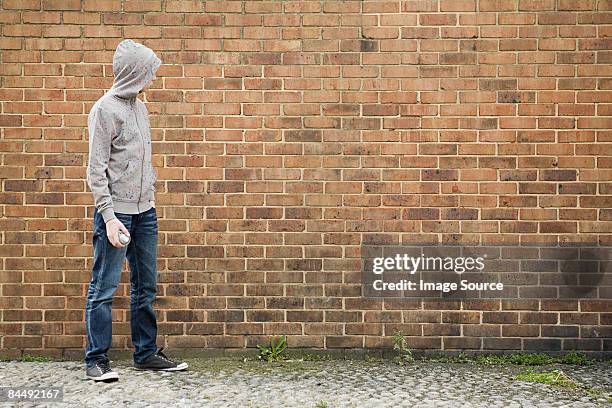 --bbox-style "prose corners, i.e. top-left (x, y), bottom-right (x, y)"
top-left (0, 357), bottom-right (610, 407)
